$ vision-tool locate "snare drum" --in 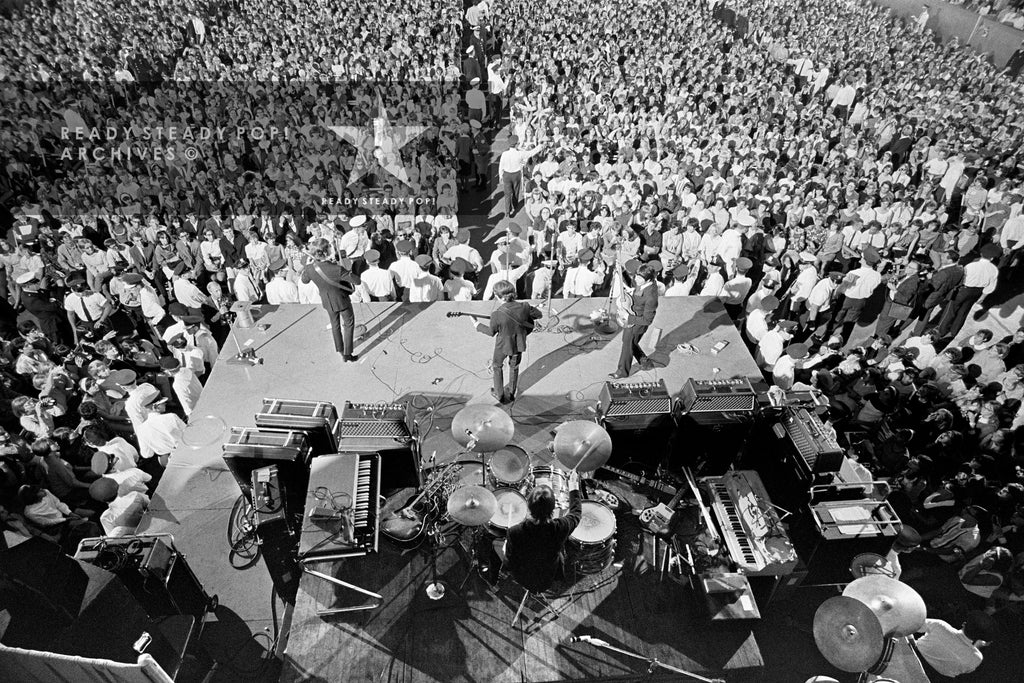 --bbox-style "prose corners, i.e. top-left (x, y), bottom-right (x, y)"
top-left (569, 501), bottom-right (617, 574)
top-left (488, 446), bottom-right (530, 489)
top-left (529, 464), bottom-right (570, 517)
top-left (451, 459), bottom-right (486, 489)
top-left (488, 488), bottom-right (528, 537)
